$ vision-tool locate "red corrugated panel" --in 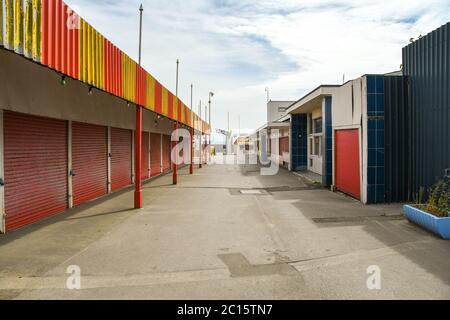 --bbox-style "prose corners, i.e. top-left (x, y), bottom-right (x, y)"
top-left (4, 112), bottom-right (68, 232)
top-left (185, 105), bottom-right (189, 125)
top-left (61, 2), bottom-right (68, 74)
top-left (111, 128), bottom-right (132, 191)
top-left (55, 0), bottom-right (61, 71)
top-left (72, 122), bottom-right (108, 206)
top-left (162, 135), bottom-right (171, 173)
top-left (103, 39), bottom-right (108, 92)
top-left (335, 130), bottom-right (361, 200)
top-left (73, 11), bottom-right (79, 79)
top-left (66, 3), bottom-right (72, 77)
top-left (111, 44), bottom-right (116, 95)
top-left (137, 65), bottom-right (147, 106)
top-left (142, 132), bottom-right (150, 180)
top-left (150, 133), bottom-right (161, 177)
top-left (118, 48), bottom-right (123, 97)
